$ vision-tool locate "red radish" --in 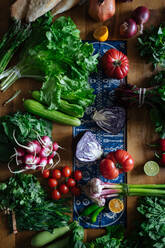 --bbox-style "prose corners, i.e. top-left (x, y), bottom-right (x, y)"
top-left (120, 18), bottom-right (138, 38)
top-left (40, 136), bottom-right (52, 147)
top-left (39, 147), bottom-right (51, 157)
top-left (26, 140), bottom-right (41, 154)
top-left (24, 154), bottom-right (36, 164)
top-left (47, 157), bottom-right (53, 166)
top-left (49, 151), bottom-right (56, 159)
top-left (33, 156), bottom-right (40, 165)
top-left (52, 142), bottom-right (59, 151)
top-left (15, 147), bottom-right (25, 157)
top-left (132, 6), bottom-right (150, 33)
top-left (39, 157), bottom-right (47, 167)
top-left (25, 164), bottom-right (37, 170)
top-left (13, 131), bottom-right (42, 155)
